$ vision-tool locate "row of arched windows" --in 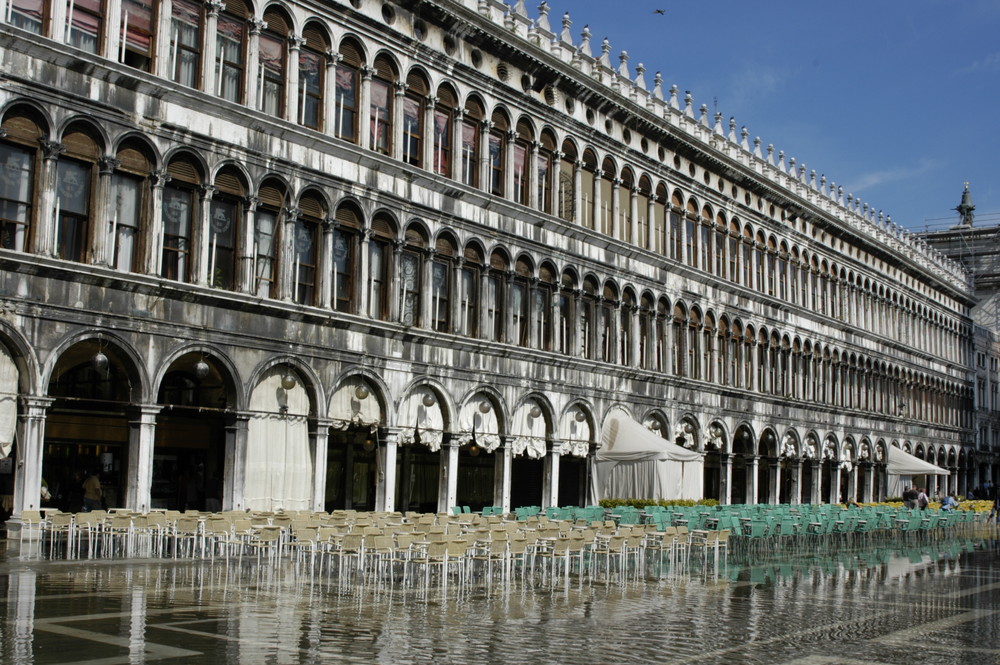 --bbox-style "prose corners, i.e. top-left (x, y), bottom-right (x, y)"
top-left (0, 103), bottom-right (969, 429)
top-left (3, 0), bottom-right (966, 365)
